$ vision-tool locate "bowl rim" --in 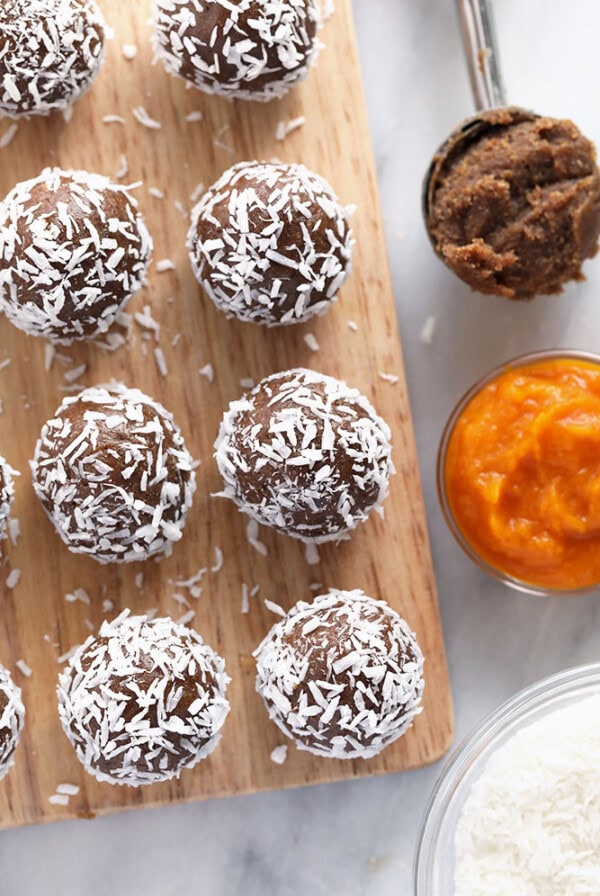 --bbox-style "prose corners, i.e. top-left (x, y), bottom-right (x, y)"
top-left (436, 348), bottom-right (600, 596)
top-left (414, 660), bottom-right (600, 895)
